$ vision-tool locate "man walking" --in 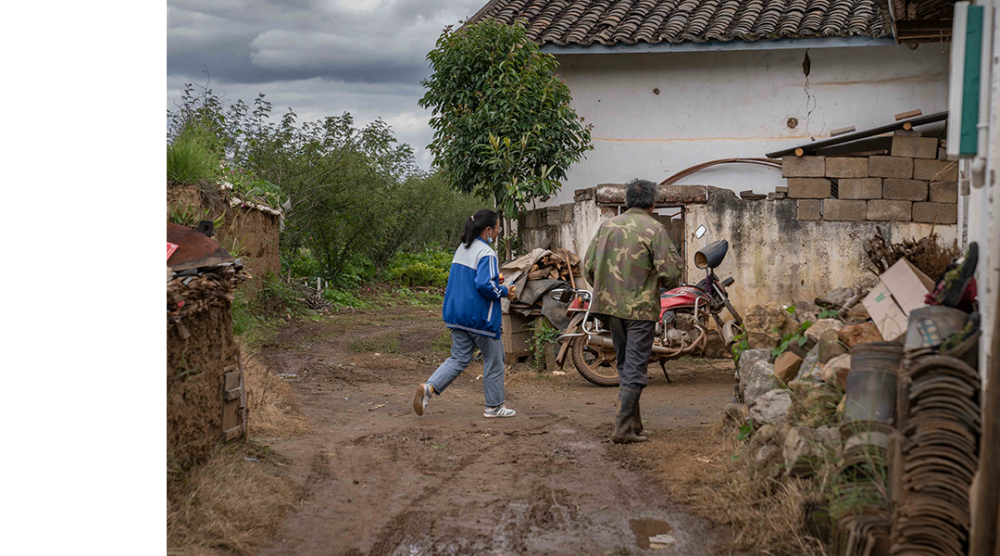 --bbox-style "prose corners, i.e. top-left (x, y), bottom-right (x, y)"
top-left (584, 179), bottom-right (682, 443)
